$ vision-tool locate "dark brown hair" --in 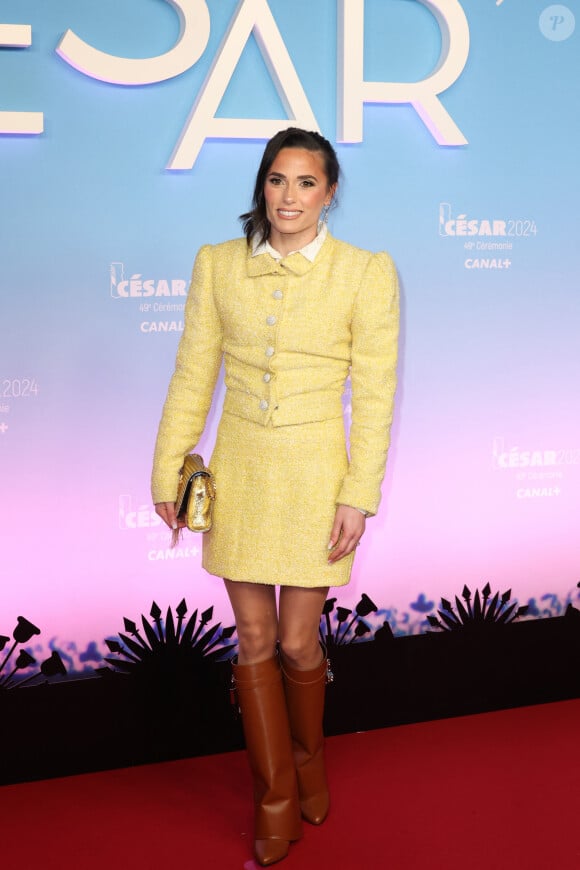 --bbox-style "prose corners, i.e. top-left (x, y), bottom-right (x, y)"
top-left (240, 127), bottom-right (340, 246)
